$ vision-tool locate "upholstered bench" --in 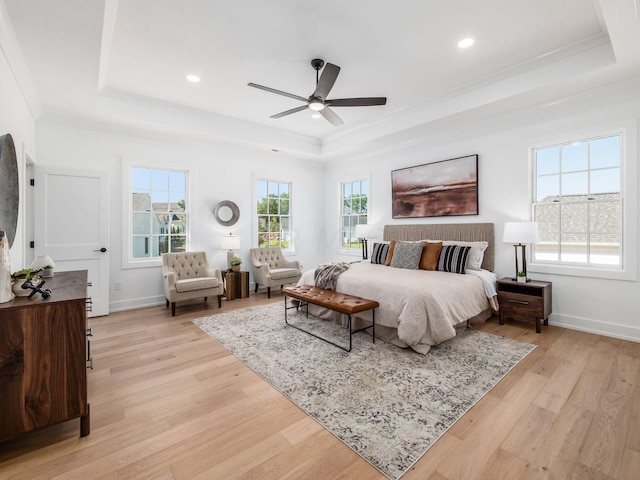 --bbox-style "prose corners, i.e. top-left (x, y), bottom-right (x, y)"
top-left (282, 285), bottom-right (379, 352)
